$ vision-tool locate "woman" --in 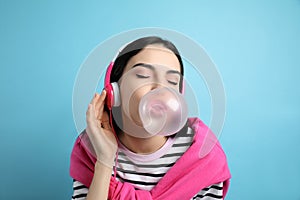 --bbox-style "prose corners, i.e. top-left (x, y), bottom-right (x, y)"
top-left (70, 36), bottom-right (231, 199)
